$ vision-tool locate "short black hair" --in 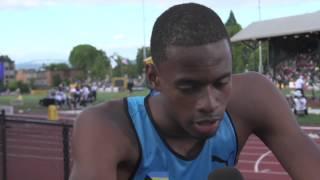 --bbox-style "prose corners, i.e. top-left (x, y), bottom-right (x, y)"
top-left (151, 3), bottom-right (229, 65)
